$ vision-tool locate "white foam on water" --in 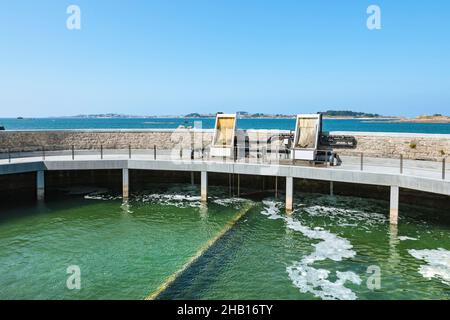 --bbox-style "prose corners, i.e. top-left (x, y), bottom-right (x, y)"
top-left (304, 205), bottom-right (386, 226)
top-left (408, 248), bottom-right (450, 285)
top-left (261, 200), bottom-right (284, 220)
top-left (85, 193), bottom-right (121, 201)
top-left (398, 236), bottom-right (418, 241)
top-left (213, 198), bottom-right (247, 208)
top-left (138, 193), bottom-right (202, 208)
top-left (85, 185), bottom-right (250, 210)
top-left (260, 200), bottom-right (361, 300)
